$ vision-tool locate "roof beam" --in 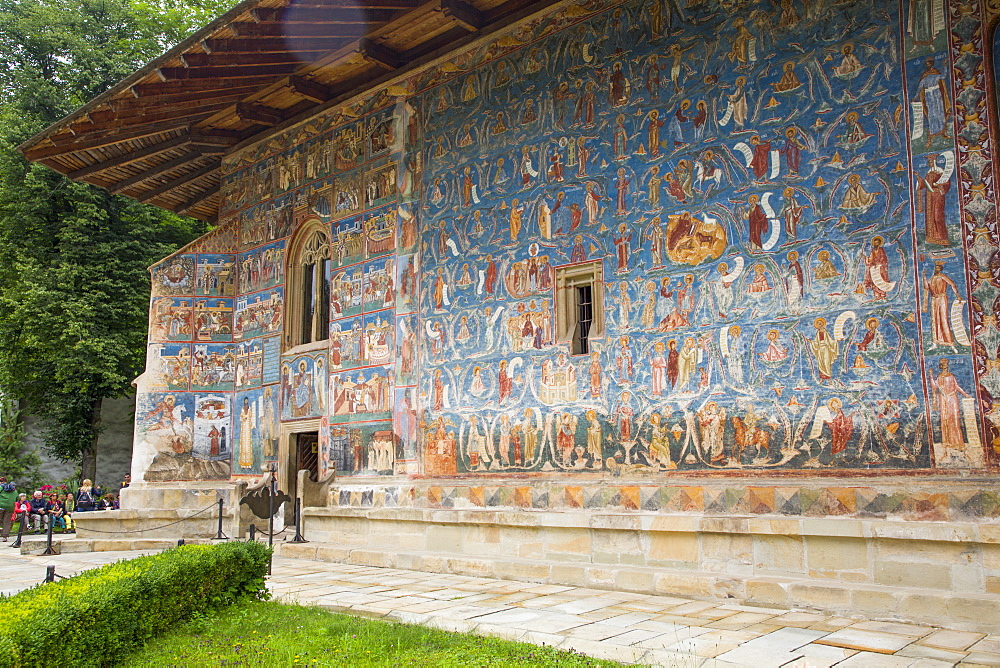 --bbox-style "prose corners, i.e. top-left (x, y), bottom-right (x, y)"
top-left (179, 52), bottom-right (324, 68)
top-left (131, 76), bottom-right (280, 97)
top-left (137, 164), bottom-right (217, 203)
top-left (109, 150), bottom-right (208, 194)
top-left (67, 136), bottom-right (190, 180)
top-left (175, 184), bottom-right (220, 216)
top-left (287, 75), bottom-right (332, 103)
top-left (439, 0), bottom-right (483, 31)
top-left (70, 102), bottom-right (235, 133)
top-left (107, 88), bottom-right (262, 113)
top-left (358, 38), bottom-right (402, 70)
top-left (235, 102), bottom-right (283, 126)
top-left (200, 37), bottom-right (345, 54)
top-left (156, 63), bottom-right (301, 80)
